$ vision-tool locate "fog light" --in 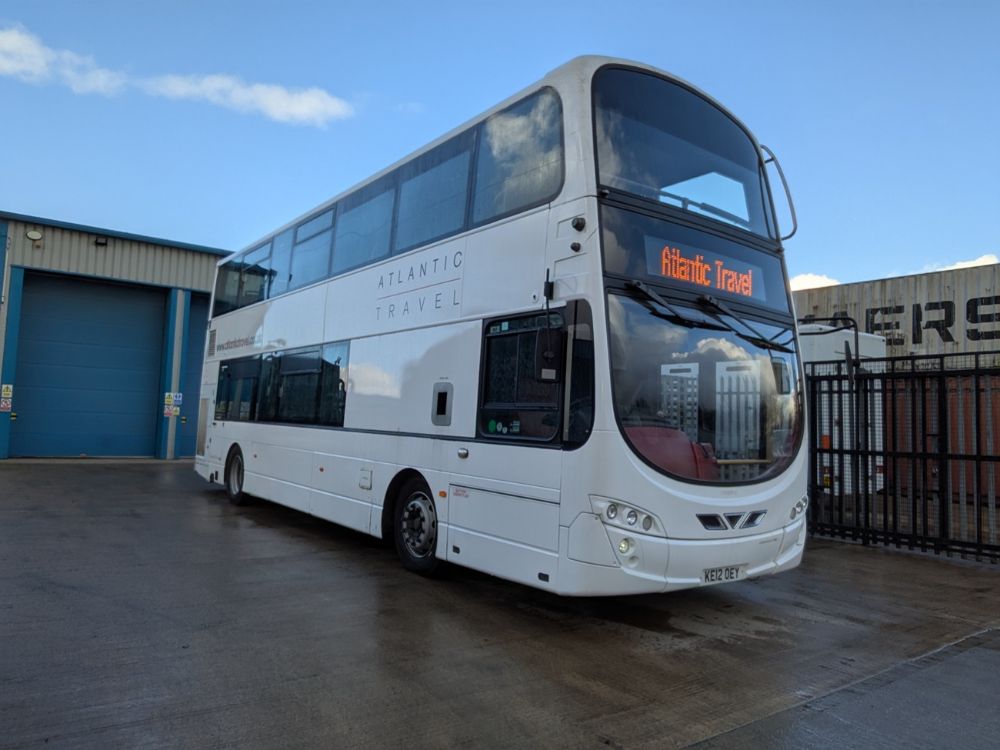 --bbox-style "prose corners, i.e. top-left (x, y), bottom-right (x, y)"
top-left (626, 509), bottom-right (638, 526)
top-left (606, 503), bottom-right (619, 520)
top-left (618, 538), bottom-right (632, 554)
top-left (642, 516), bottom-right (652, 531)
